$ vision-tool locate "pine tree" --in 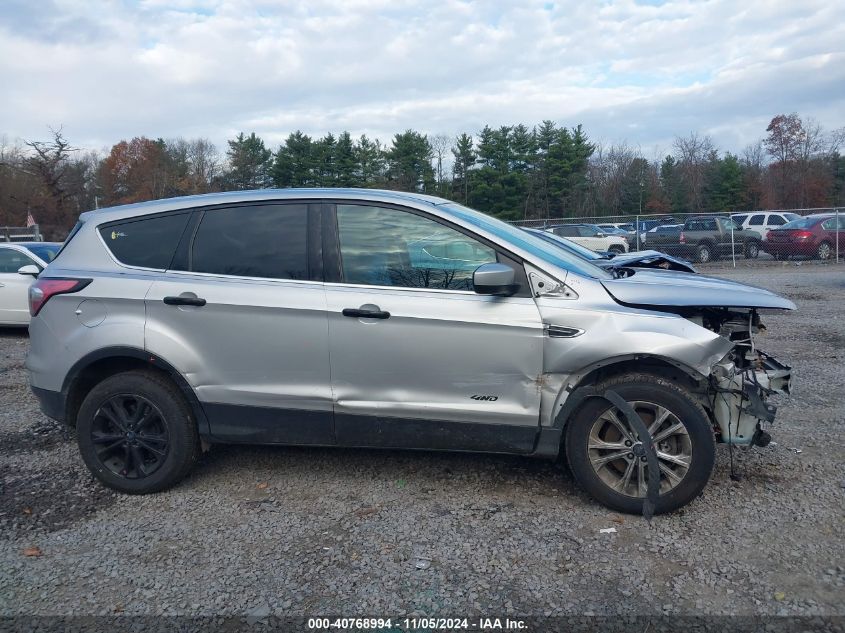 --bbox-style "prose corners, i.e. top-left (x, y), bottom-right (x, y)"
top-left (225, 132), bottom-right (272, 190)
